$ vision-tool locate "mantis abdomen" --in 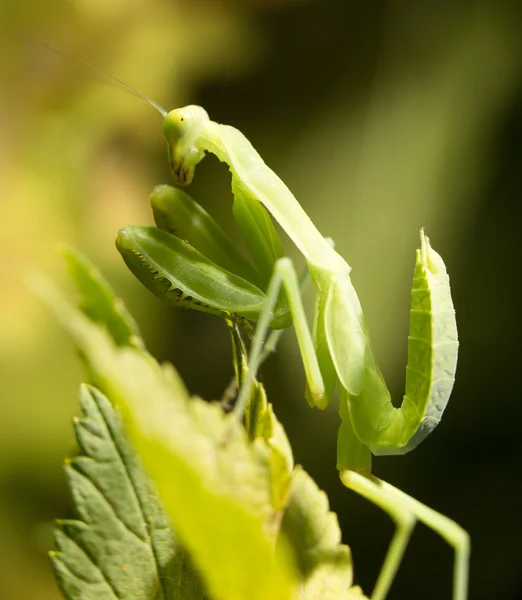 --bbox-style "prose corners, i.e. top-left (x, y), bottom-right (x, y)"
top-left (341, 231), bottom-right (458, 456)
